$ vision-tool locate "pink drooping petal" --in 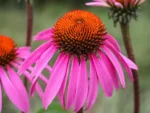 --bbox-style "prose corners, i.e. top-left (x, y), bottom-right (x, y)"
top-left (104, 33), bottom-right (121, 52)
top-left (30, 52), bottom-right (59, 97)
top-left (6, 66), bottom-right (30, 111)
top-left (114, 1), bottom-right (123, 8)
top-left (90, 54), bottom-right (113, 97)
top-left (107, 0), bottom-right (114, 5)
top-left (15, 59), bottom-right (49, 84)
top-left (0, 84), bottom-right (2, 113)
top-left (74, 57), bottom-right (88, 112)
top-left (103, 46), bottom-right (125, 88)
top-left (98, 50), bottom-right (120, 90)
top-left (137, 0), bottom-right (145, 5)
top-left (105, 41), bottom-right (134, 82)
top-left (11, 62), bottom-right (43, 99)
top-left (34, 28), bottom-right (53, 41)
top-left (86, 59), bottom-right (99, 110)
top-left (18, 41), bottom-right (52, 75)
top-left (134, 0), bottom-right (140, 5)
top-left (66, 56), bottom-right (79, 109)
top-left (93, 0), bottom-right (105, 2)
top-left (23, 71), bottom-right (43, 99)
top-left (43, 54), bottom-right (69, 109)
top-left (119, 54), bottom-right (138, 70)
top-left (58, 60), bottom-right (70, 108)
top-left (86, 2), bottom-right (110, 7)
top-left (130, 0), bottom-right (135, 6)
top-left (40, 53), bottom-right (66, 107)
top-left (30, 45), bottom-right (56, 91)
top-left (17, 47), bottom-right (31, 59)
top-left (0, 67), bottom-right (28, 112)
top-left (45, 65), bottom-right (52, 72)
top-left (134, 0), bottom-right (144, 6)
top-left (123, 0), bottom-right (128, 7)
